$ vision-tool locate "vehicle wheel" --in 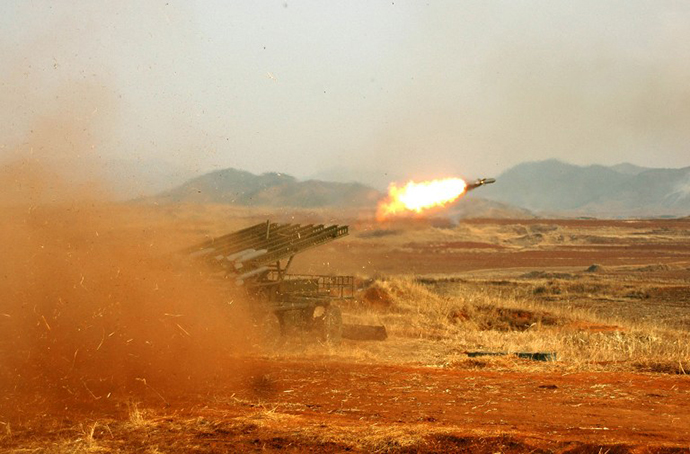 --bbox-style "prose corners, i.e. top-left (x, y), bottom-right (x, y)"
top-left (251, 309), bottom-right (283, 349)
